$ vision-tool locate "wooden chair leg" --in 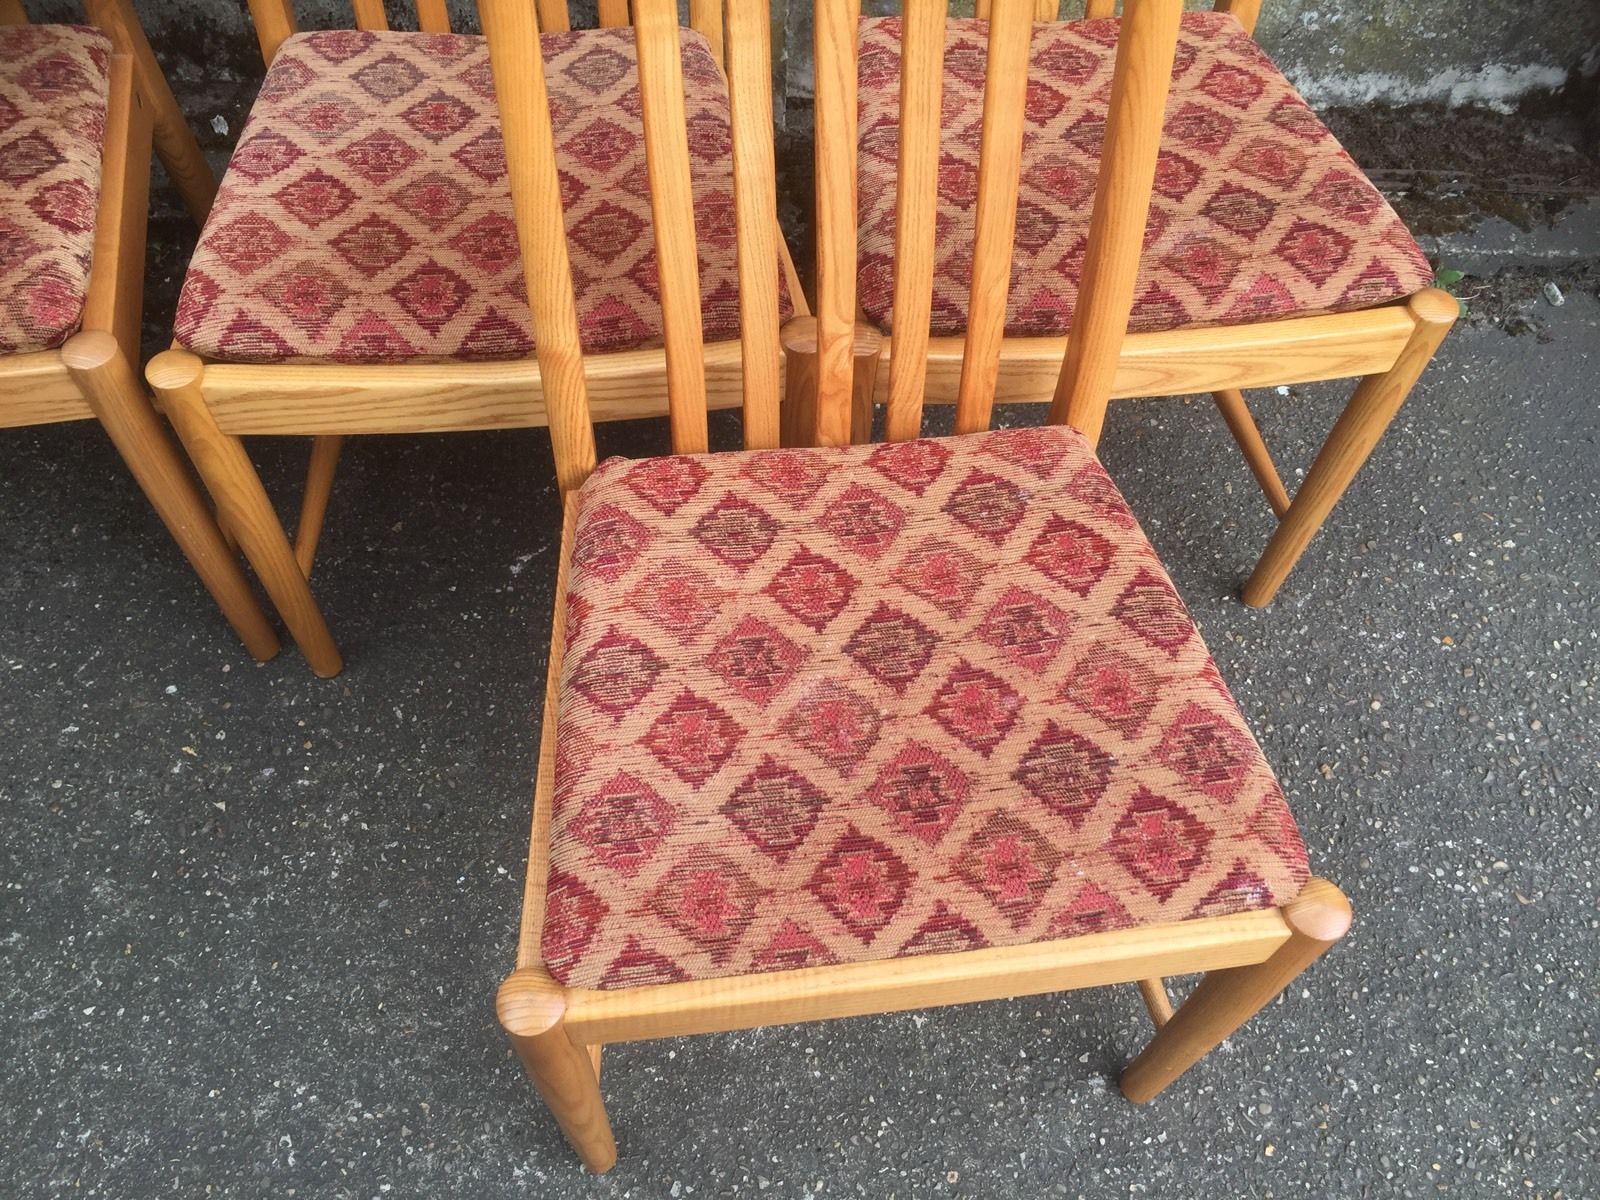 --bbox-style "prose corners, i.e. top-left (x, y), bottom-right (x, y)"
top-left (498, 968), bottom-right (618, 1173)
top-left (61, 332), bottom-right (279, 662)
top-left (1241, 289), bottom-right (1457, 607)
top-left (1211, 389), bottom-right (1290, 518)
top-left (147, 349), bottom-right (344, 678)
top-left (1120, 878), bottom-right (1352, 1104)
top-left (294, 434), bottom-right (344, 578)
